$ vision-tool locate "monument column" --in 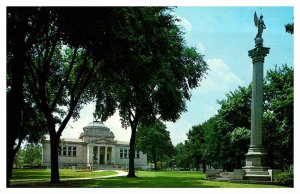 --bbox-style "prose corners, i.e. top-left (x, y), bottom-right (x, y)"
top-left (249, 38), bottom-right (269, 147)
top-left (239, 12), bottom-right (272, 181)
top-left (243, 37), bottom-right (270, 180)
